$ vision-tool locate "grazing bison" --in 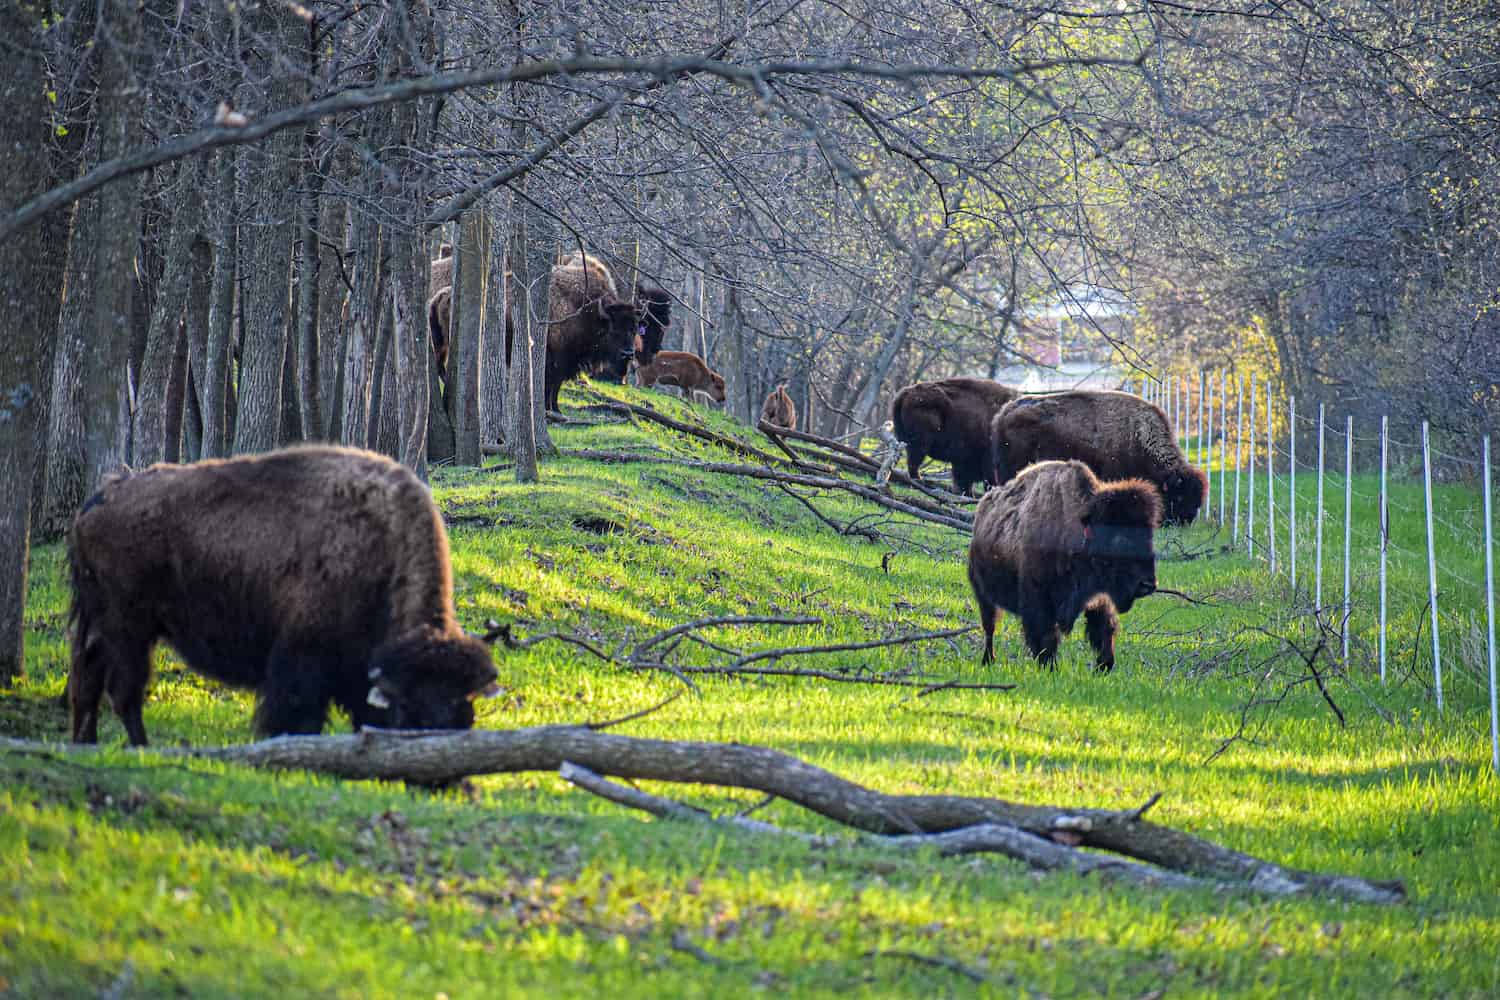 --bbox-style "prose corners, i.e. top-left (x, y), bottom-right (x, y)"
top-left (545, 252), bottom-right (640, 412)
top-left (989, 390), bottom-right (1208, 525)
top-left (968, 460), bottom-right (1161, 671)
top-left (891, 377), bottom-right (1019, 495)
top-left (636, 350), bottom-right (727, 402)
top-left (760, 384), bottom-right (797, 430)
top-left (67, 447), bottom-right (501, 745)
